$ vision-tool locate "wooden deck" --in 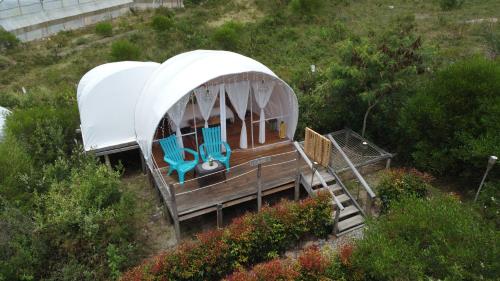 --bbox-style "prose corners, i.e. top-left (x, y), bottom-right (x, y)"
top-left (155, 140), bottom-right (298, 221)
top-left (148, 115), bottom-right (298, 235)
